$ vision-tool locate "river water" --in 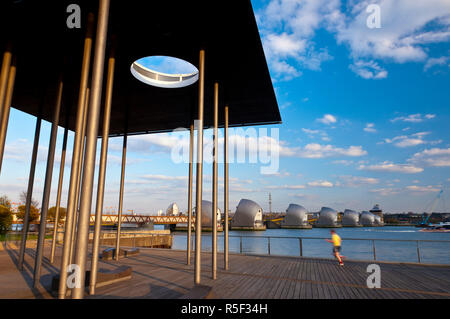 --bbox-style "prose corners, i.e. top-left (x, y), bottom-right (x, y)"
top-left (170, 226), bottom-right (450, 265)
